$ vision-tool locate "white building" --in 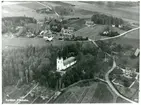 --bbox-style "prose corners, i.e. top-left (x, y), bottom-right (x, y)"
top-left (134, 48), bottom-right (140, 57)
top-left (56, 57), bottom-right (76, 72)
top-left (85, 21), bottom-right (95, 27)
top-left (112, 24), bottom-right (115, 27)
